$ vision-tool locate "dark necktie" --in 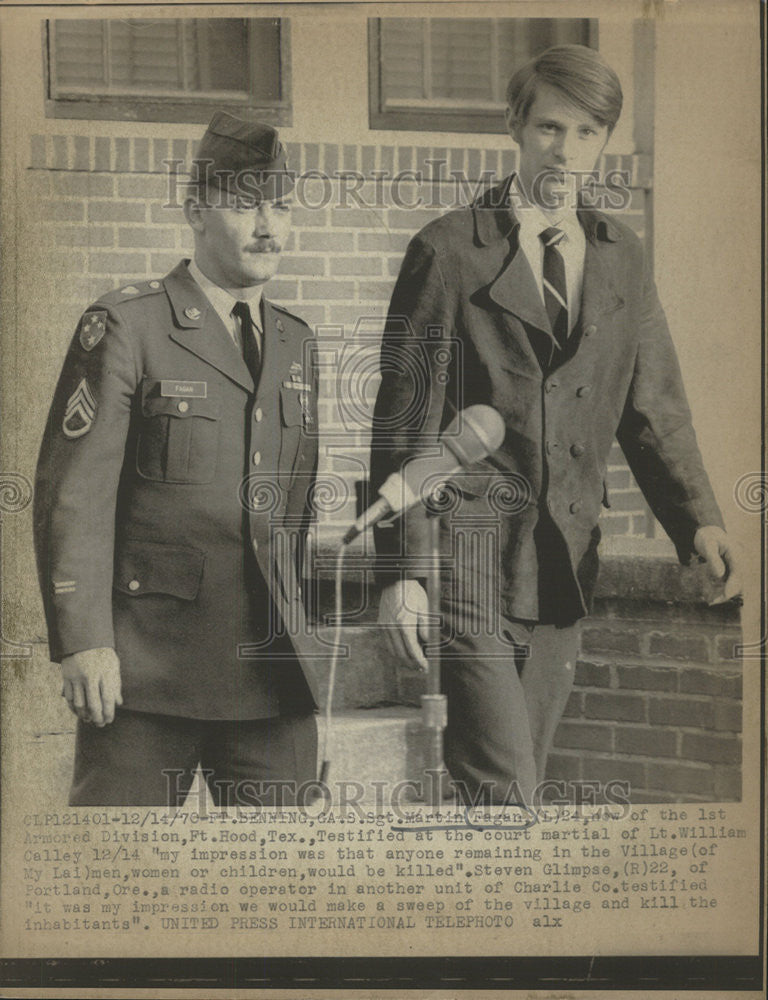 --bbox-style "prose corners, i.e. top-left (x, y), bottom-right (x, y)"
top-left (232, 300), bottom-right (261, 385)
top-left (540, 226), bottom-right (569, 351)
